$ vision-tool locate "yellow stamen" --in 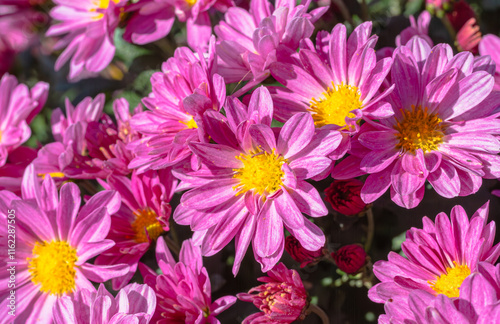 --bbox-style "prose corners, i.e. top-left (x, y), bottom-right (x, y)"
top-left (429, 262), bottom-right (471, 298)
top-left (309, 82), bottom-right (362, 128)
top-left (37, 172), bottom-right (66, 180)
top-left (27, 240), bottom-right (78, 295)
top-left (394, 105), bottom-right (445, 153)
top-left (131, 208), bottom-right (164, 243)
top-left (232, 149), bottom-right (287, 196)
top-left (179, 117), bottom-right (198, 129)
top-left (185, 0), bottom-right (197, 6)
top-left (90, 0), bottom-right (120, 20)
